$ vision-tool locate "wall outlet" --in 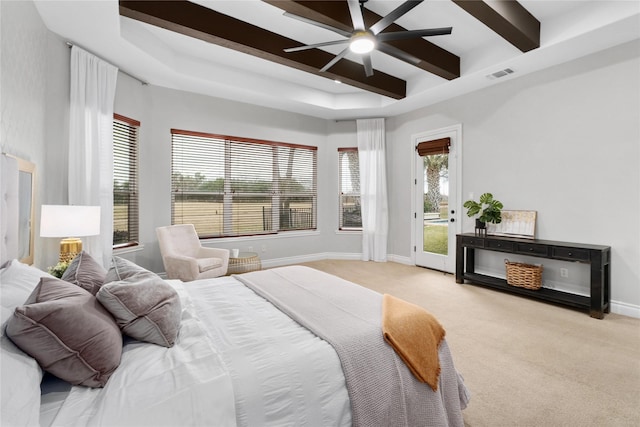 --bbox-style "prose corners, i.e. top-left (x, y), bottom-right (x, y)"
top-left (560, 268), bottom-right (569, 278)
top-left (261, 244), bottom-right (267, 253)
top-left (248, 246), bottom-right (253, 252)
